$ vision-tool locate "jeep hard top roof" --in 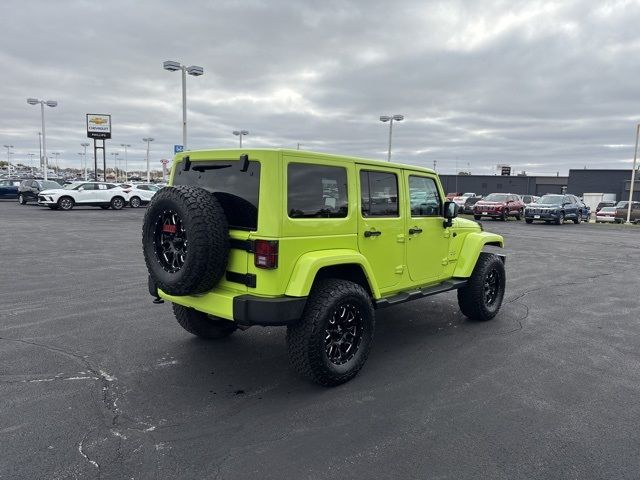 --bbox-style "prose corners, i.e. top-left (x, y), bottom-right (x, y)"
top-left (173, 148), bottom-right (437, 176)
